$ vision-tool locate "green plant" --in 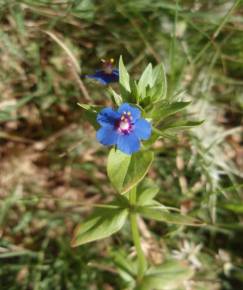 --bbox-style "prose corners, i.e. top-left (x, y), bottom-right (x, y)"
top-left (71, 56), bottom-right (203, 289)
